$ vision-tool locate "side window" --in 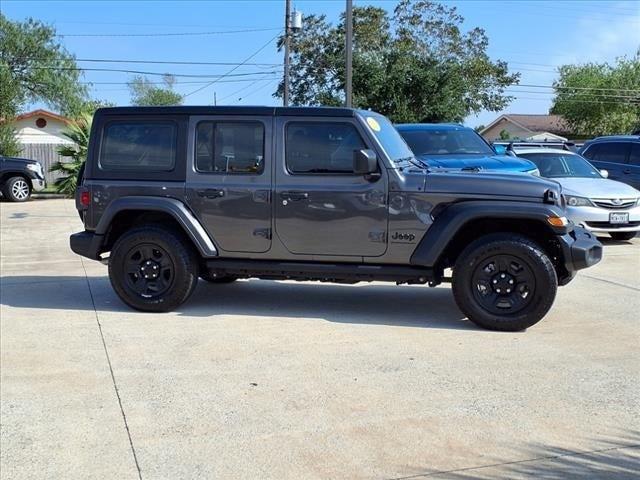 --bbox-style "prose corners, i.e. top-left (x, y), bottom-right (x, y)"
top-left (195, 121), bottom-right (264, 174)
top-left (593, 142), bottom-right (629, 164)
top-left (581, 144), bottom-right (598, 160)
top-left (629, 144), bottom-right (640, 166)
top-left (100, 121), bottom-right (177, 171)
top-left (286, 122), bottom-right (366, 174)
